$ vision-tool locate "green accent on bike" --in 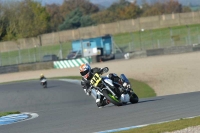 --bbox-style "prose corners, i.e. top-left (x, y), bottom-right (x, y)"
top-left (108, 94), bottom-right (120, 103)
